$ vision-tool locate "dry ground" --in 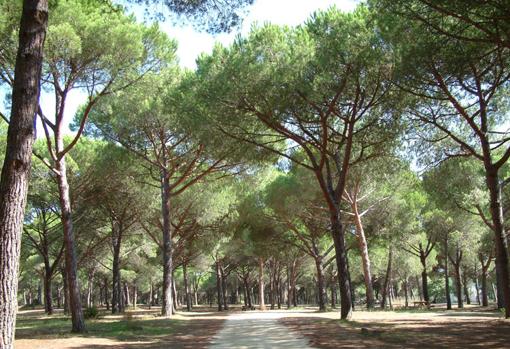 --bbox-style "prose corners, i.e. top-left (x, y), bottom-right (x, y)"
top-left (15, 306), bottom-right (228, 349)
top-left (14, 305), bottom-right (510, 348)
top-left (280, 305), bottom-right (510, 348)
